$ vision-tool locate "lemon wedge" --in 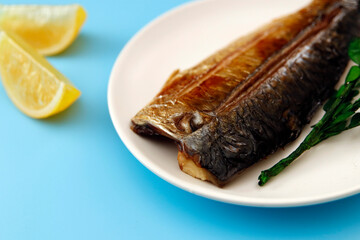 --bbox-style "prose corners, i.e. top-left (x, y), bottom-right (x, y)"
top-left (0, 31), bottom-right (81, 118)
top-left (0, 4), bottom-right (86, 56)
